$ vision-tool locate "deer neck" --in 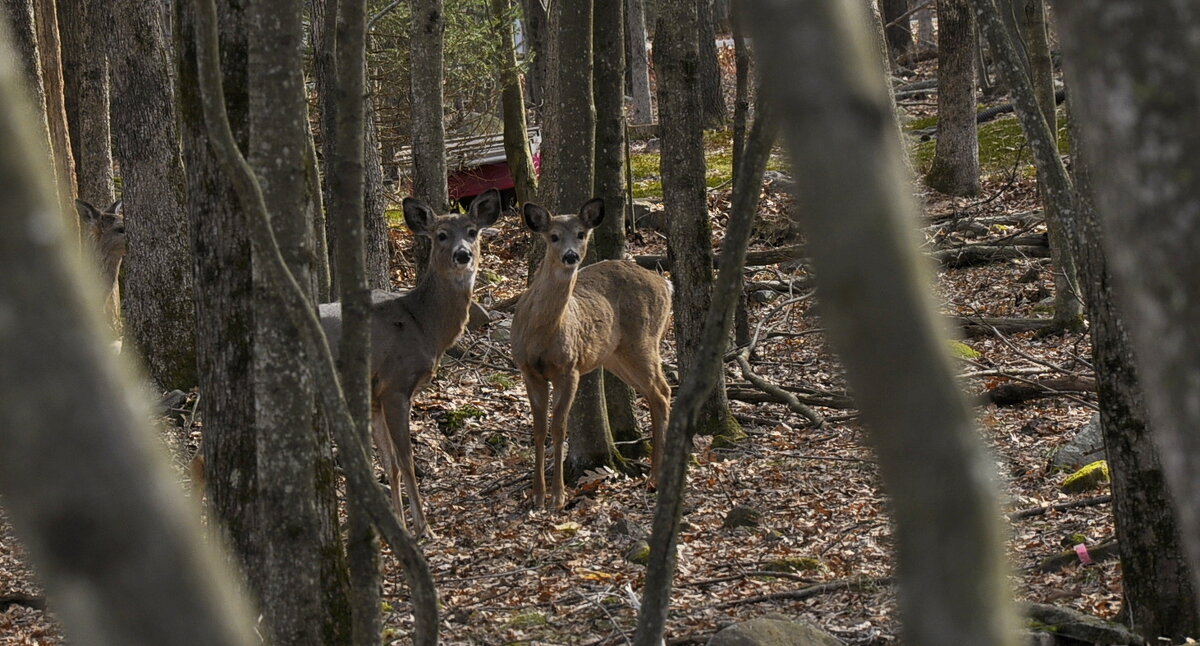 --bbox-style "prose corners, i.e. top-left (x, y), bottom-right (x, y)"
top-left (525, 260), bottom-right (580, 333)
top-left (407, 268), bottom-right (475, 351)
